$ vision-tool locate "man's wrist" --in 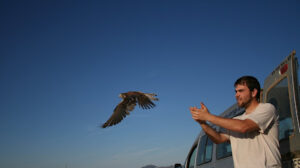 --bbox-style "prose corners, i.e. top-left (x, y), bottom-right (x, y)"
top-left (206, 113), bottom-right (213, 123)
